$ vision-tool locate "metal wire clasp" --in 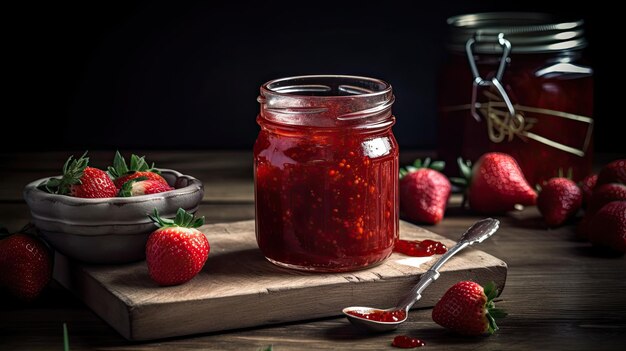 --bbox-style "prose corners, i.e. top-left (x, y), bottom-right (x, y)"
top-left (466, 33), bottom-right (515, 121)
